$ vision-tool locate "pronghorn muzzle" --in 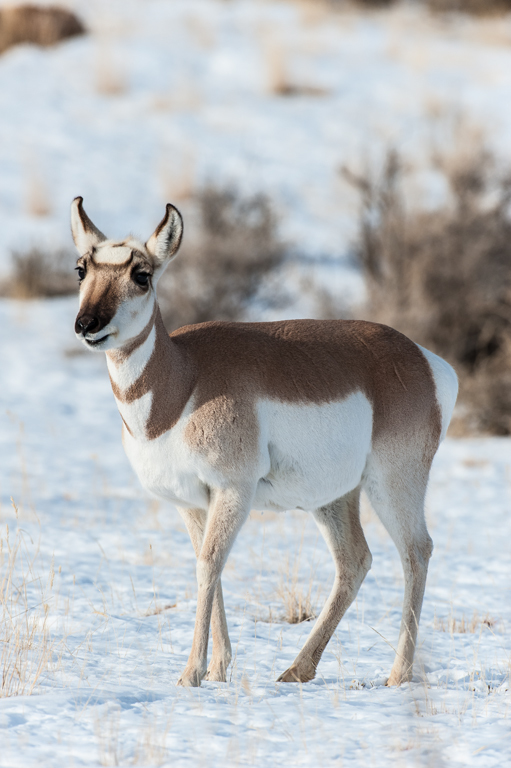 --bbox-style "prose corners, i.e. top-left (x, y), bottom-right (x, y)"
top-left (75, 313), bottom-right (100, 336)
